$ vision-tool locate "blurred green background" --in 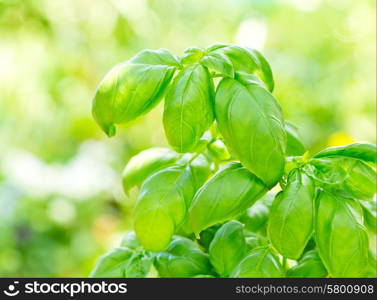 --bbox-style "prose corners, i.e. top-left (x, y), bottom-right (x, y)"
top-left (0, 0), bottom-right (375, 276)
